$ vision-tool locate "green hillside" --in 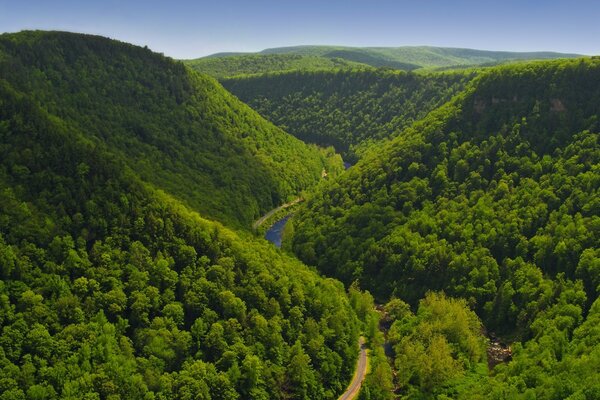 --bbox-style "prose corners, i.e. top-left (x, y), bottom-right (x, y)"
top-left (185, 53), bottom-right (370, 78)
top-left (260, 45), bottom-right (582, 69)
top-left (289, 58), bottom-right (600, 397)
top-left (1, 28), bottom-right (598, 400)
top-left (0, 31), bottom-right (336, 229)
top-left (0, 35), bottom-right (362, 399)
top-left (223, 69), bottom-right (473, 160)
top-left (190, 45), bottom-right (581, 78)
